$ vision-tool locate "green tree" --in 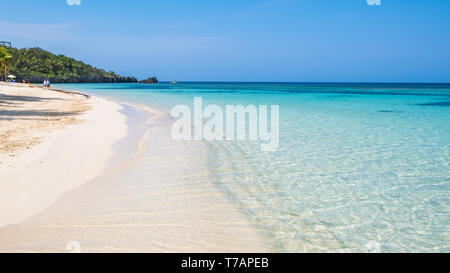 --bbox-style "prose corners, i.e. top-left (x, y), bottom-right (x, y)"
top-left (0, 46), bottom-right (13, 81)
